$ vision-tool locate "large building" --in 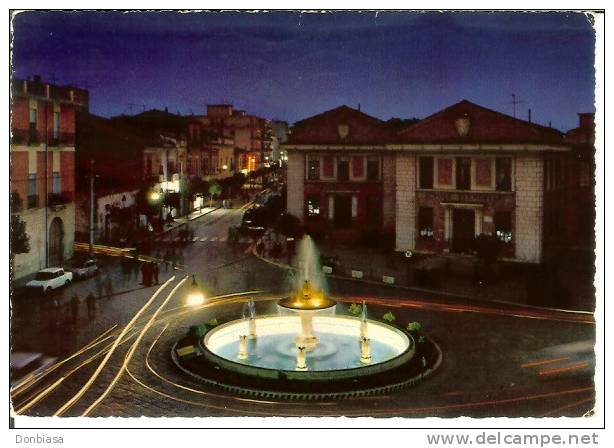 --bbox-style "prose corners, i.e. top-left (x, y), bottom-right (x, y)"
top-left (188, 104), bottom-right (269, 176)
top-left (11, 76), bottom-right (88, 278)
top-left (284, 101), bottom-right (588, 264)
